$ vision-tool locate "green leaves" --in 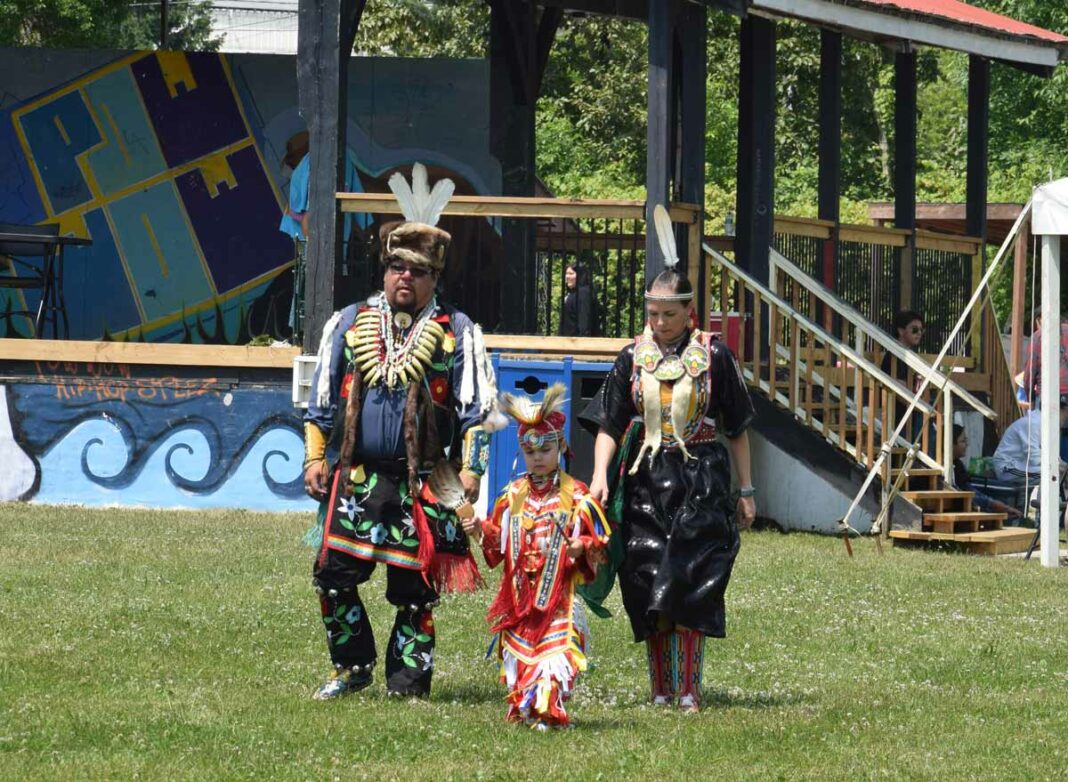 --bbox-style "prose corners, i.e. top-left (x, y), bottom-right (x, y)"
top-left (0, 0), bottom-right (222, 50)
